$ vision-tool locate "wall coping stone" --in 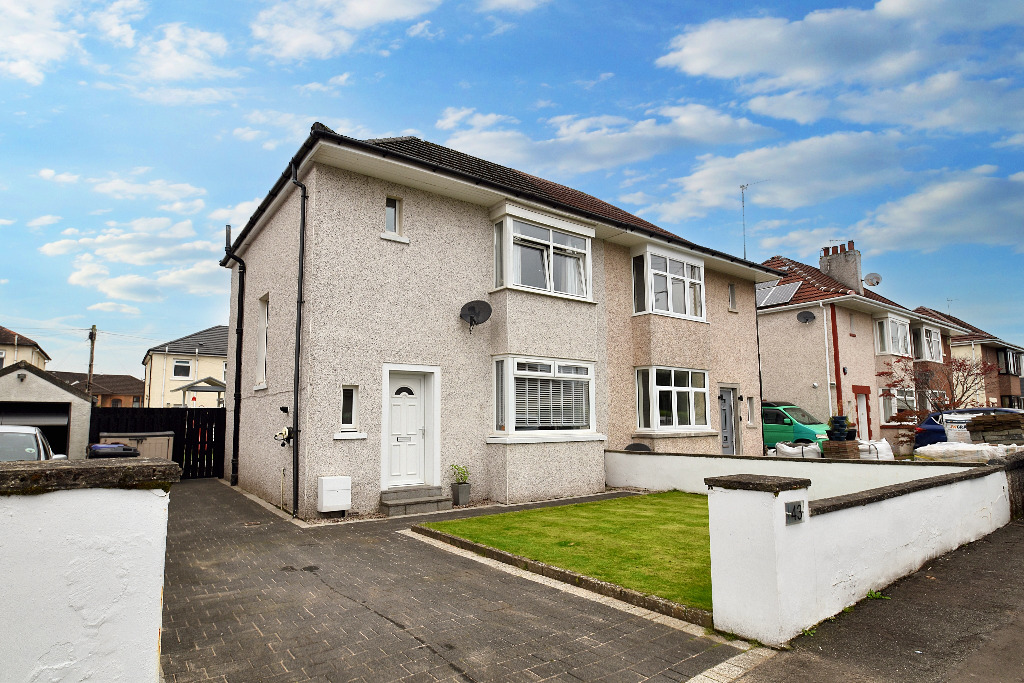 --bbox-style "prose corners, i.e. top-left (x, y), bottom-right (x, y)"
top-left (809, 465), bottom-right (1000, 516)
top-left (605, 449), bottom-right (980, 468)
top-left (0, 458), bottom-right (182, 496)
top-left (704, 474), bottom-right (811, 493)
